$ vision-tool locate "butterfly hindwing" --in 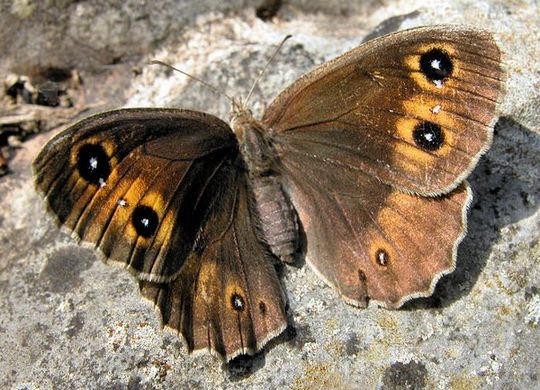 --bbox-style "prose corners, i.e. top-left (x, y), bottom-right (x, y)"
top-left (139, 169), bottom-right (287, 359)
top-left (279, 154), bottom-right (471, 307)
